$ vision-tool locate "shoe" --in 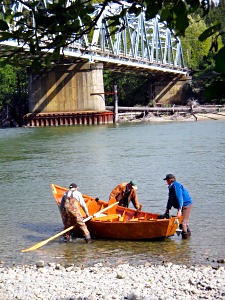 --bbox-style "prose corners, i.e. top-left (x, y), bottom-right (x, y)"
top-left (182, 231), bottom-right (191, 239)
top-left (62, 235), bottom-right (71, 242)
top-left (85, 234), bottom-right (91, 243)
